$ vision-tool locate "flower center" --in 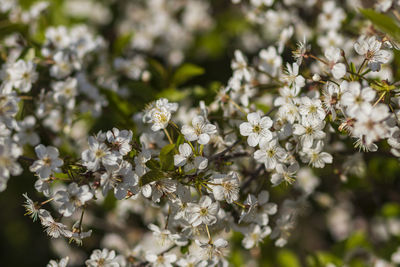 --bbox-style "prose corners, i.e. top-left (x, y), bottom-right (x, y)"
top-left (305, 126), bottom-right (314, 135)
top-left (253, 124), bottom-right (261, 133)
top-left (200, 207), bottom-right (208, 216)
top-left (43, 157), bottom-right (52, 166)
top-left (95, 149), bottom-right (105, 158)
top-left (267, 149), bottom-right (275, 157)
